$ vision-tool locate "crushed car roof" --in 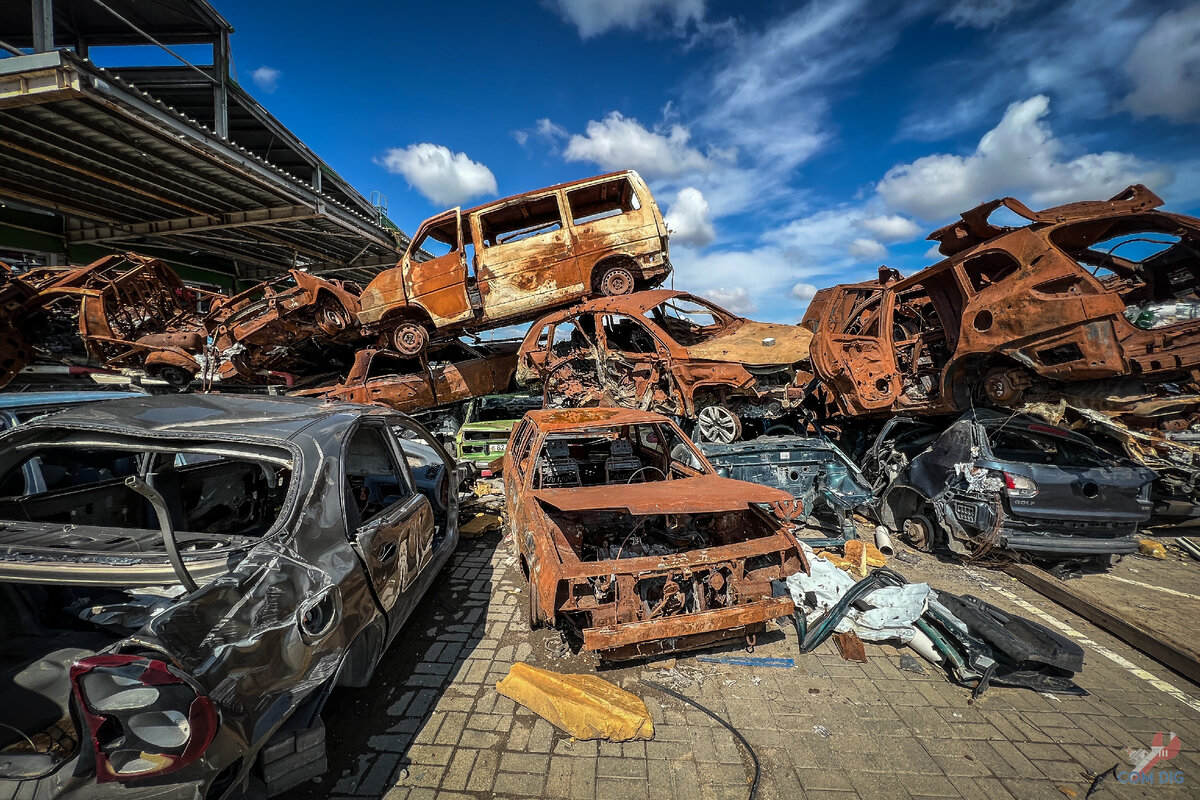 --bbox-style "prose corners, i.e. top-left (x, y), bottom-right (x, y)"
top-left (15, 393), bottom-right (379, 442)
